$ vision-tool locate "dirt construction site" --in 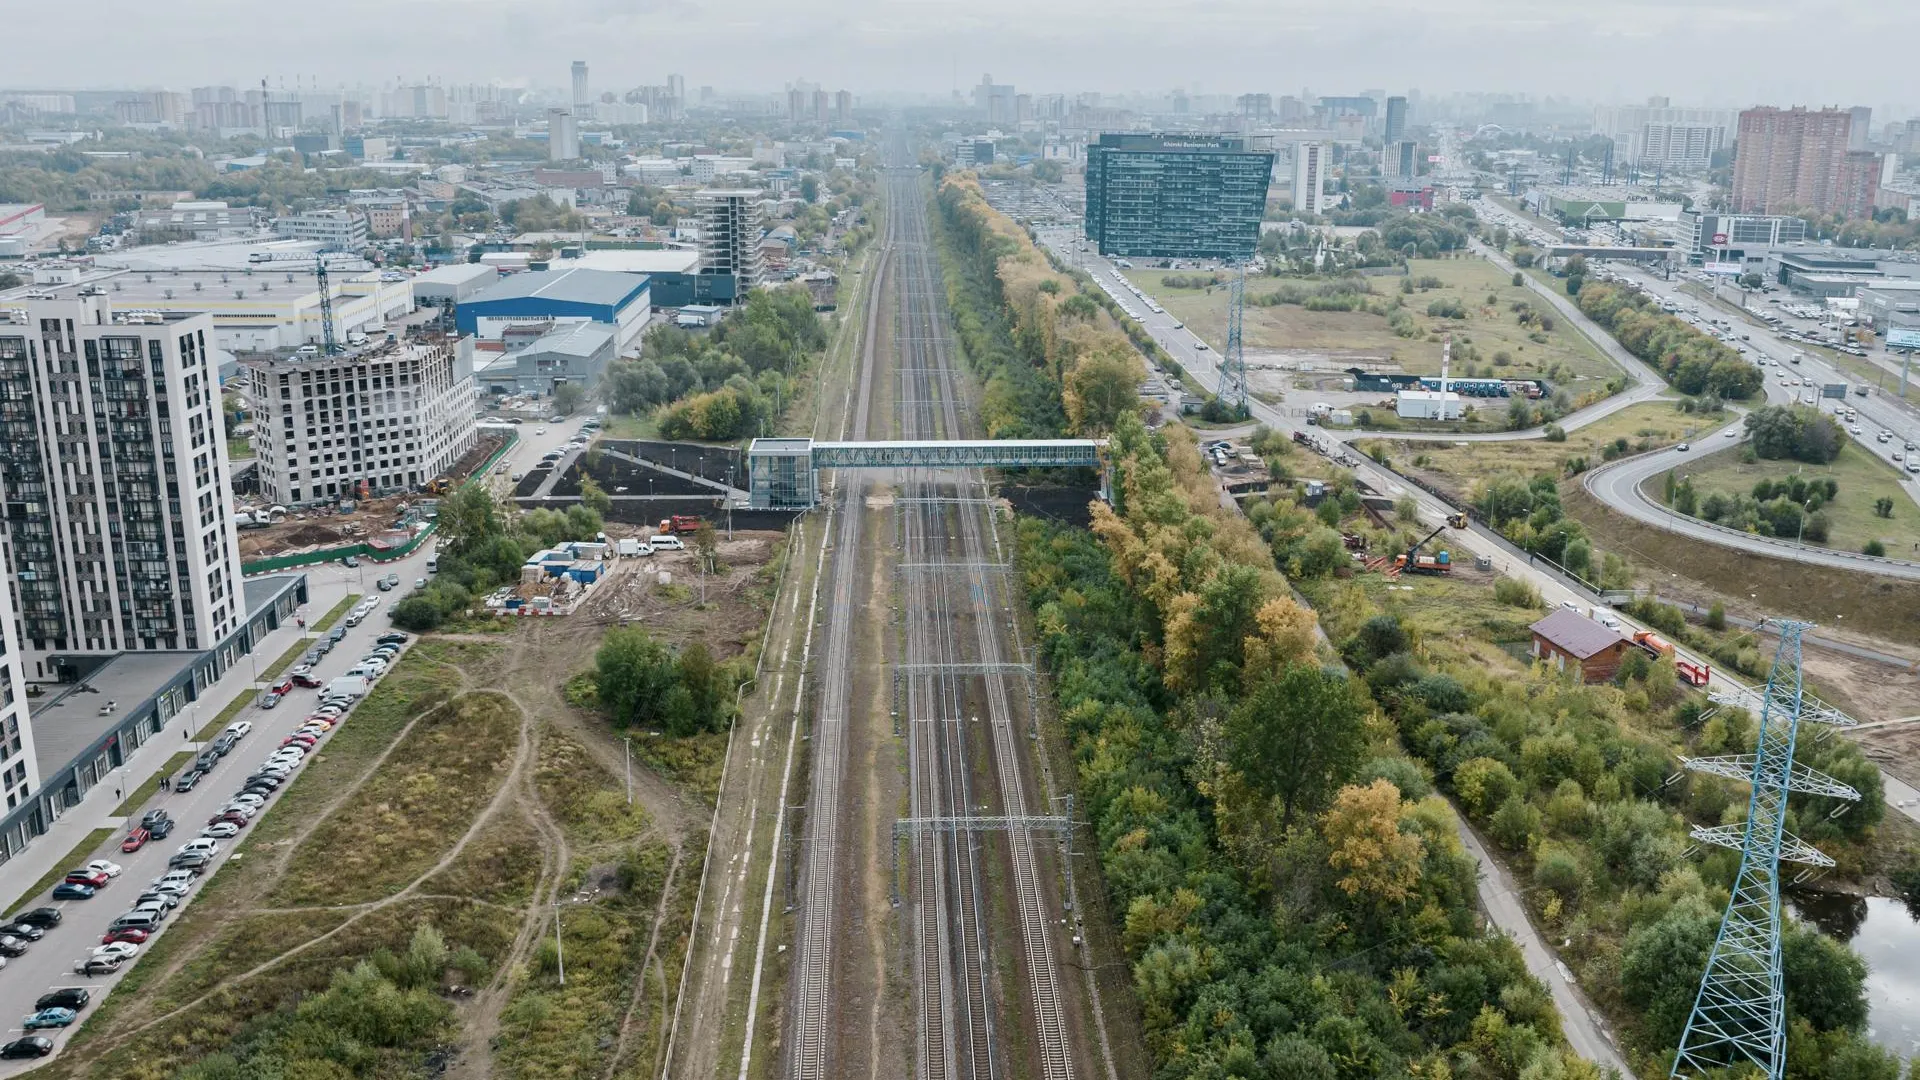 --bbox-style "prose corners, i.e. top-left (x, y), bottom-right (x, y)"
top-left (41, 526), bottom-right (784, 1079)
